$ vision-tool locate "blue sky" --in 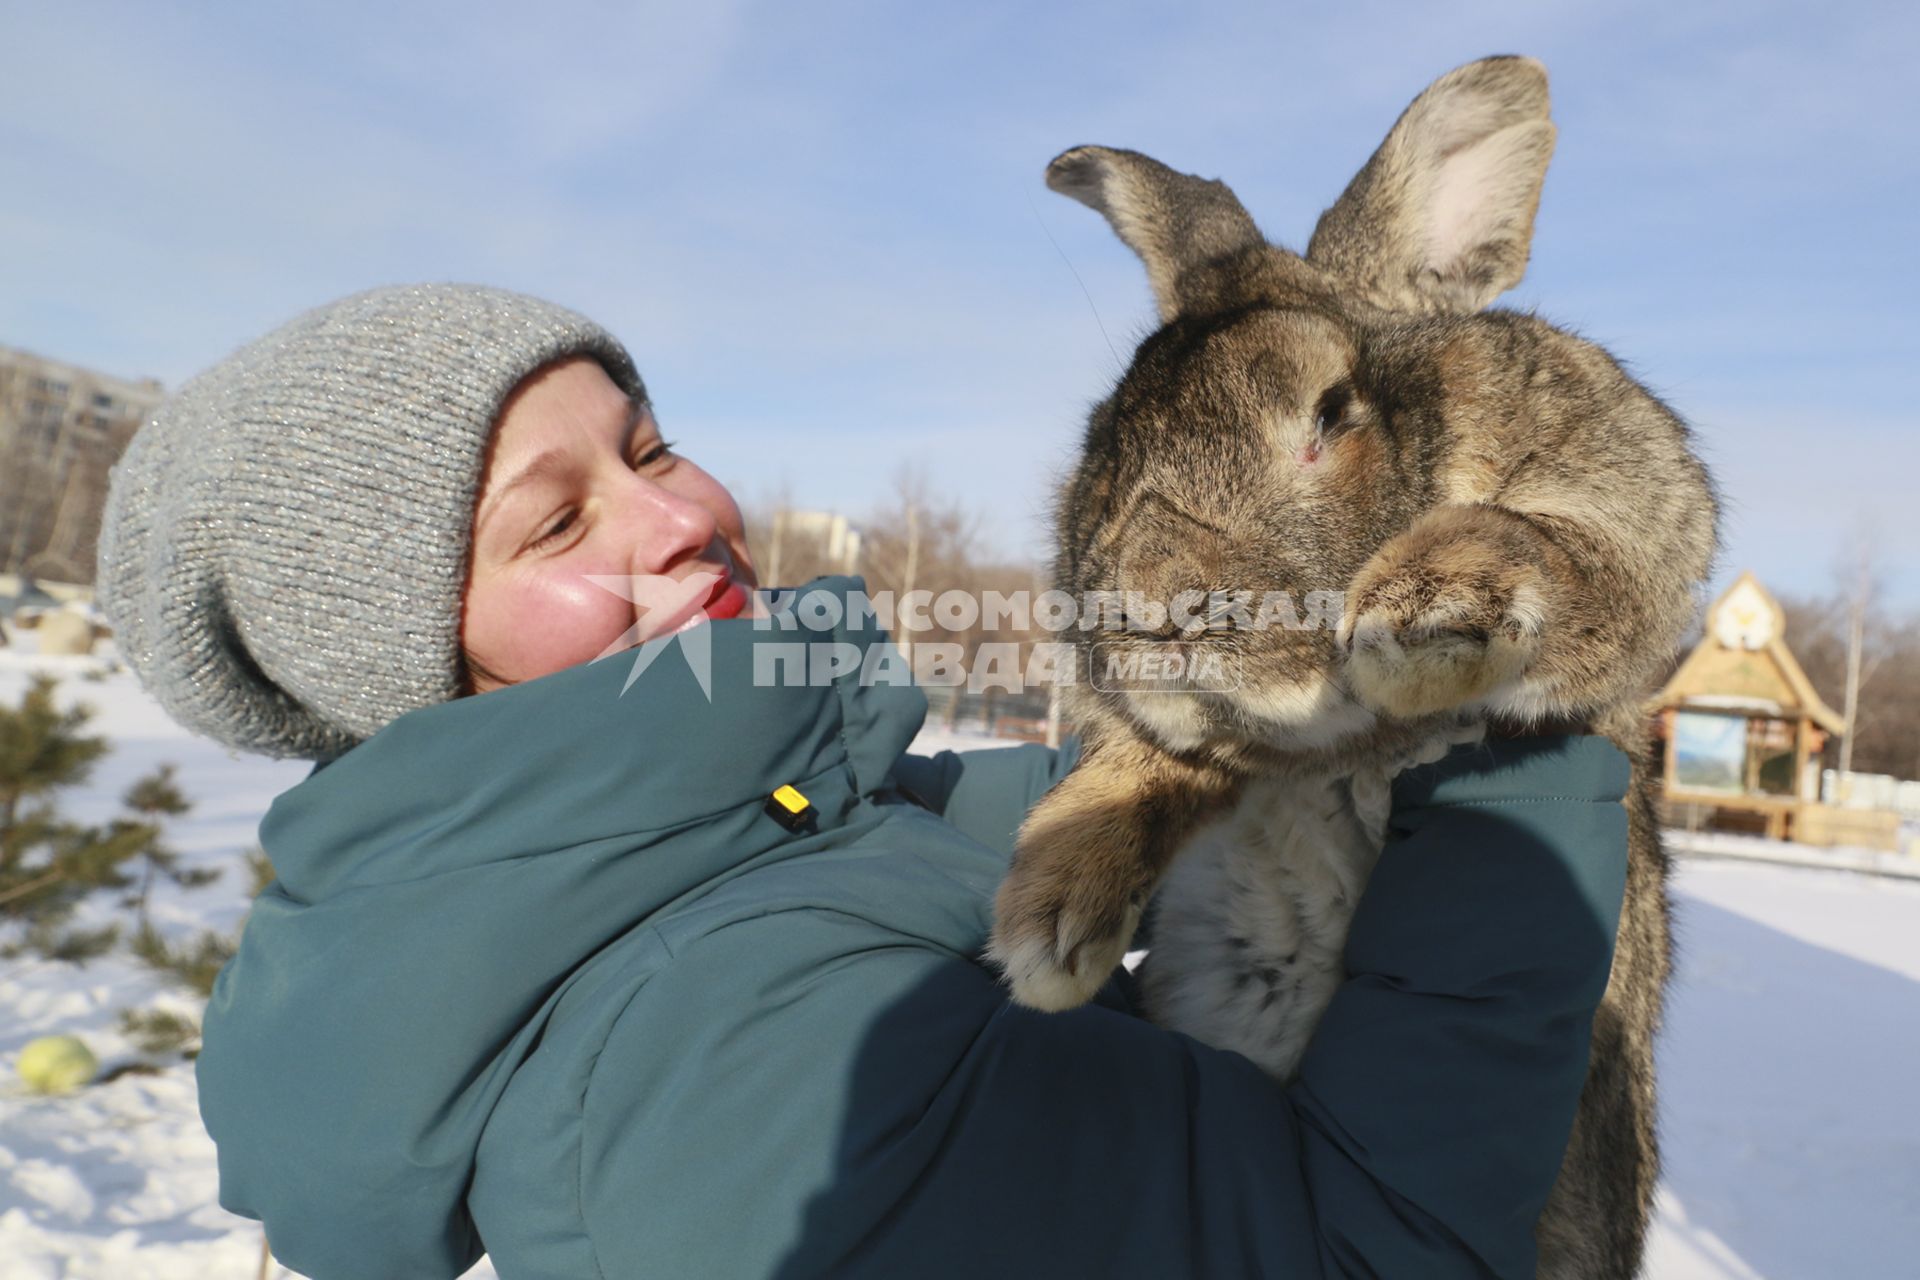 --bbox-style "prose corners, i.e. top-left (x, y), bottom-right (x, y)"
top-left (4, 1), bottom-right (1914, 605)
